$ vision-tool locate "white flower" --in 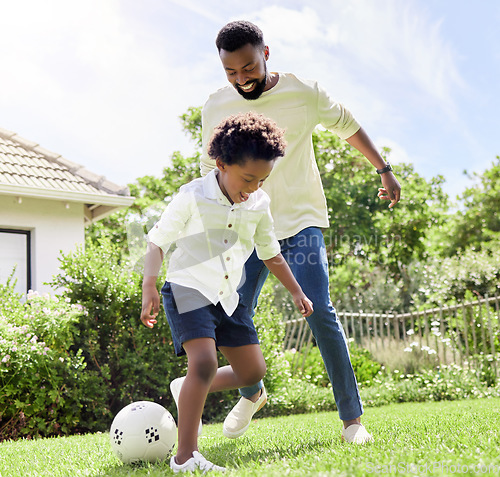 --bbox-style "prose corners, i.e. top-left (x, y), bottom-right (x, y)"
top-left (2, 355), bottom-right (10, 363)
top-left (406, 329), bottom-right (415, 336)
